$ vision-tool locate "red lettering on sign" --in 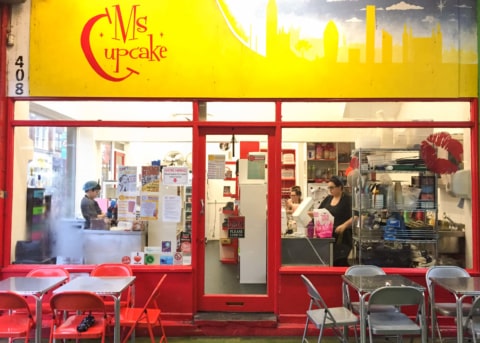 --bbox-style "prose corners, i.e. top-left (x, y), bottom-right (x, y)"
top-left (80, 4), bottom-right (168, 82)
